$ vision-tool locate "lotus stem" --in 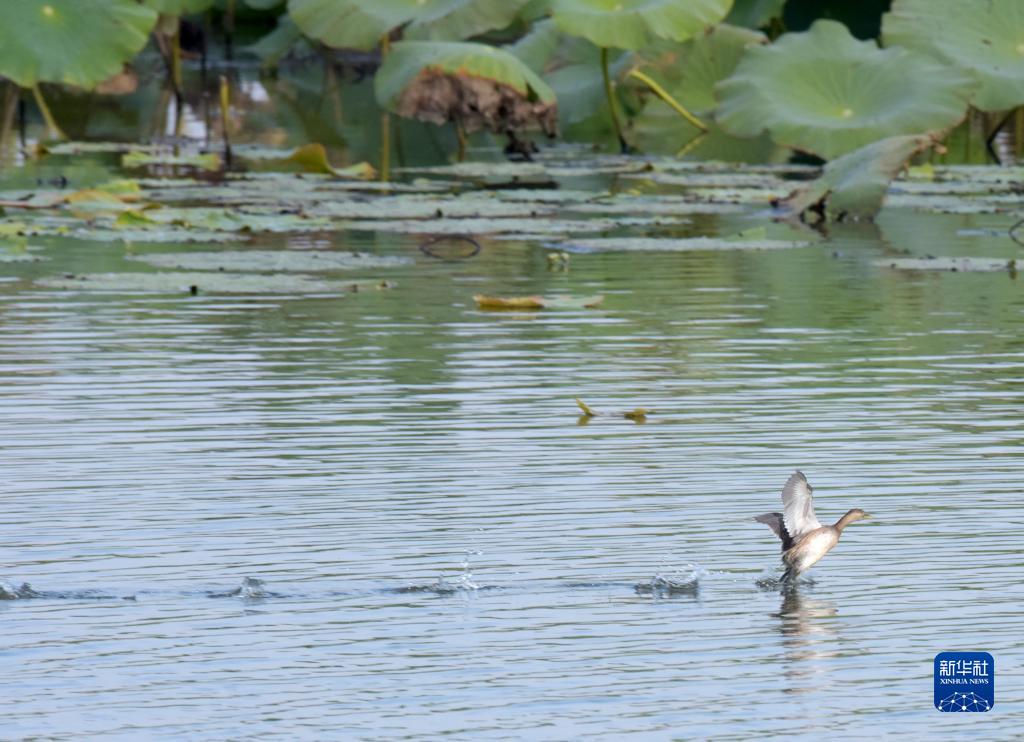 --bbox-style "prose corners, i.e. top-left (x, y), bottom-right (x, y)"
top-left (224, 0), bottom-right (236, 60)
top-left (0, 85), bottom-right (17, 154)
top-left (171, 24), bottom-right (184, 137)
top-left (455, 119), bottom-right (467, 162)
top-left (675, 131), bottom-right (708, 159)
top-left (30, 85), bottom-right (65, 141)
top-left (379, 34), bottom-right (391, 182)
top-left (600, 47), bottom-right (628, 153)
top-left (627, 69), bottom-right (707, 132)
top-left (219, 75), bottom-right (232, 168)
